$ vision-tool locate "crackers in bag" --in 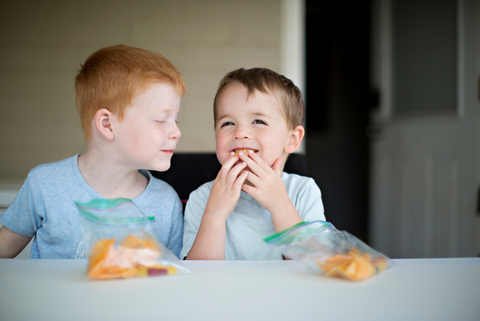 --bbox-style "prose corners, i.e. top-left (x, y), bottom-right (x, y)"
top-left (316, 248), bottom-right (387, 281)
top-left (264, 221), bottom-right (393, 282)
top-left (87, 235), bottom-right (176, 280)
